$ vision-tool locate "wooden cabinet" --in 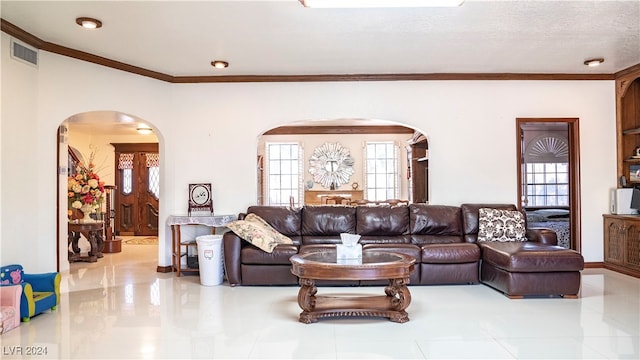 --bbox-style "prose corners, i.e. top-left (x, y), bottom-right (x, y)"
top-left (616, 66), bottom-right (640, 184)
top-left (603, 215), bottom-right (640, 278)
